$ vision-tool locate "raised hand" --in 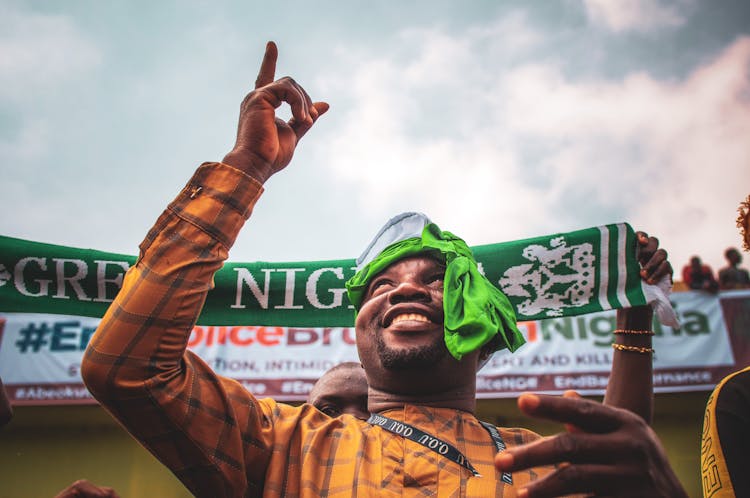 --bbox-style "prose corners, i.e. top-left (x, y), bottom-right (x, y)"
top-left (53, 479), bottom-right (120, 498)
top-left (635, 231), bottom-right (672, 285)
top-left (222, 41), bottom-right (329, 183)
top-left (495, 394), bottom-right (688, 497)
